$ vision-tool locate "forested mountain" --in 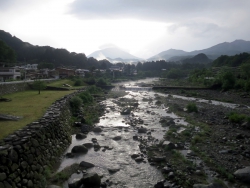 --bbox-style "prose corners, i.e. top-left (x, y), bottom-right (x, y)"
top-left (212, 52), bottom-right (250, 67)
top-left (0, 30), bottom-right (112, 69)
top-left (182, 53), bottom-right (212, 64)
top-left (0, 40), bottom-right (16, 63)
top-left (148, 40), bottom-right (250, 61)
